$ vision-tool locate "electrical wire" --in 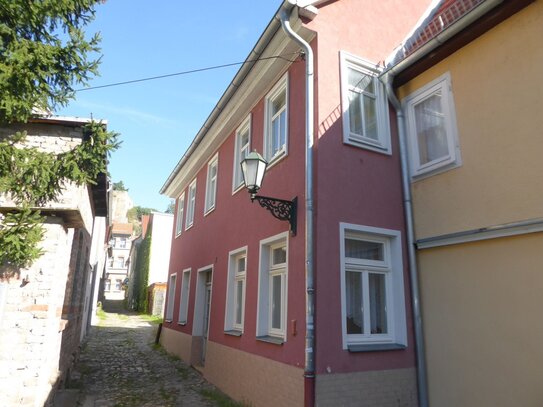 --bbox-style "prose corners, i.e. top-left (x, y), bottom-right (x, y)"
top-left (75, 52), bottom-right (302, 92)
